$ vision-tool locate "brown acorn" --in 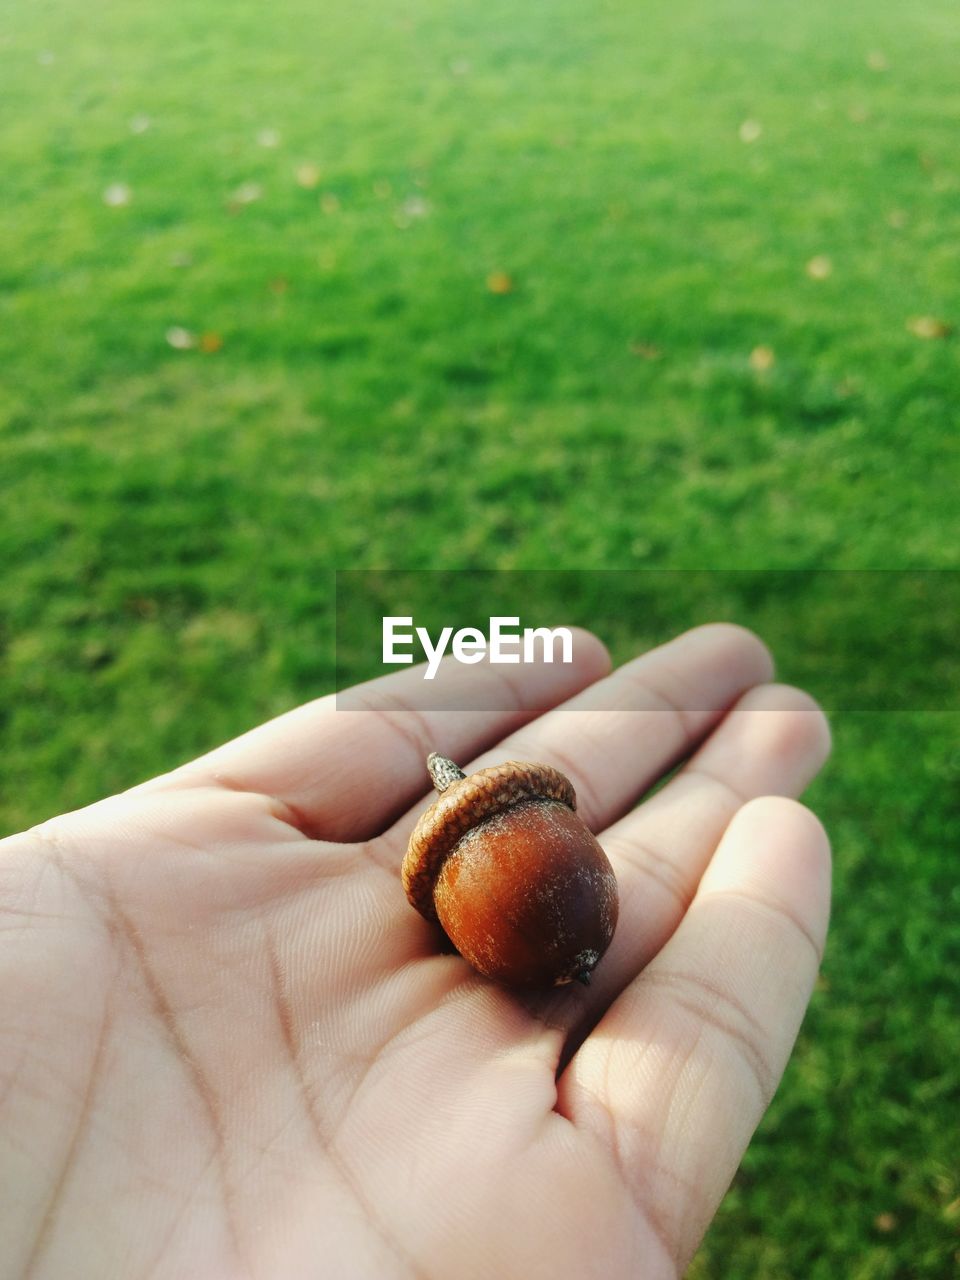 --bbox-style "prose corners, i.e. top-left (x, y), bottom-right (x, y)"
top-left (402, 753), bottom-right (619, 988)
